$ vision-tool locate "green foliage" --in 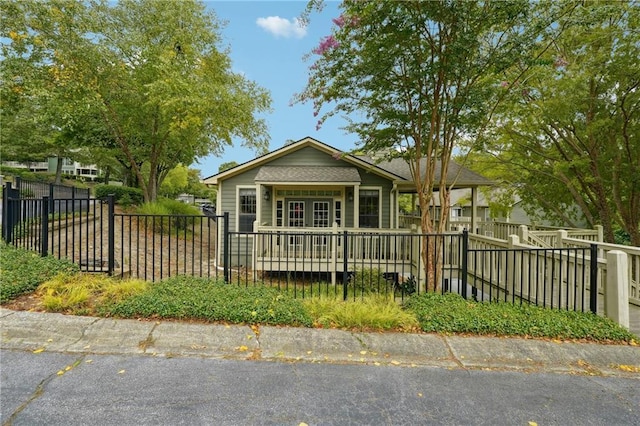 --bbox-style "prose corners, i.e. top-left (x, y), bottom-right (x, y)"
top-left (185, 168), bottom-right (212, 199)
top-left (485, 2), bottom-right (640, 244)
top-left (404, 292), bottom-right (636, 342)
top-left (2, 245), bottom-right (635, 343)
top-left (2, 0), bottom-right (271, 203)
top-left (397, 194), bottom-right (415, 215)
top-left (218, 161), bottom-right (238, 172)
top-left (103, 276), bottom-right (313, 327)
top-left (304, 294), bottom-right (418, 331)
top-left (351, 267), bottom-right (389, 294)
top-left (0, 244), bottom-right (79, 303)
top-left (159, 164), bottom-right (189, 198)
top-left (94, 184), bottom-right (144, 206)
top-left (135, 198), bottom-right (203, 233)
top-left (296, 0), bottom-right (562, 240)
top-left (395, 275), bottom-right (416, 296)
top-left (0, 168), bottom-right (51, 182)
top-left (614, 229), bottom-right (631, 246)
